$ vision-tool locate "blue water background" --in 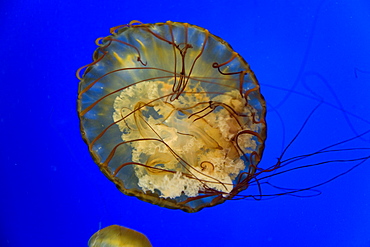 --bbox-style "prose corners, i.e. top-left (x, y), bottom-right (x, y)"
top-left (2, 0), bottom-right (370, 246)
